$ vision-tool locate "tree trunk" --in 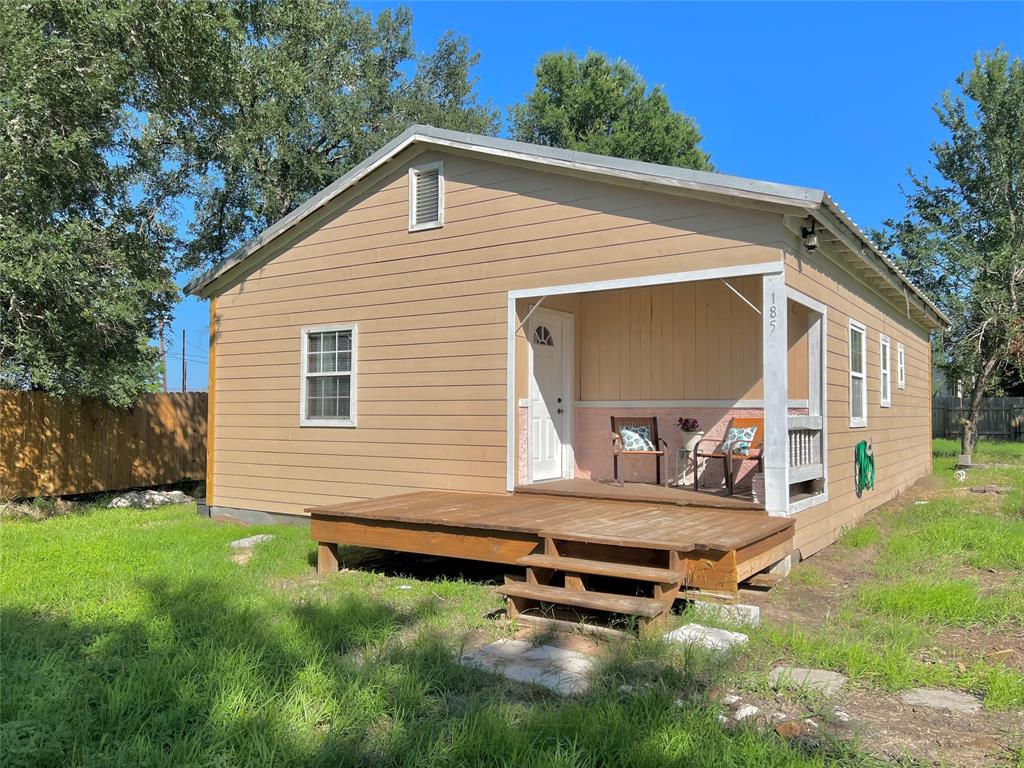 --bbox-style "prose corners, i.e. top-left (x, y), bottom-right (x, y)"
top-left (960, 356), bottom-right (998, 455)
